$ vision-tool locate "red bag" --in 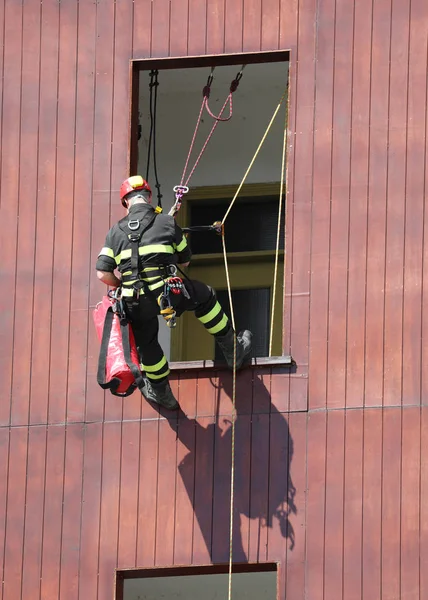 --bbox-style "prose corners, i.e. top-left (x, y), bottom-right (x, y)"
top-left (93, 296), bottom-right (143, 396)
